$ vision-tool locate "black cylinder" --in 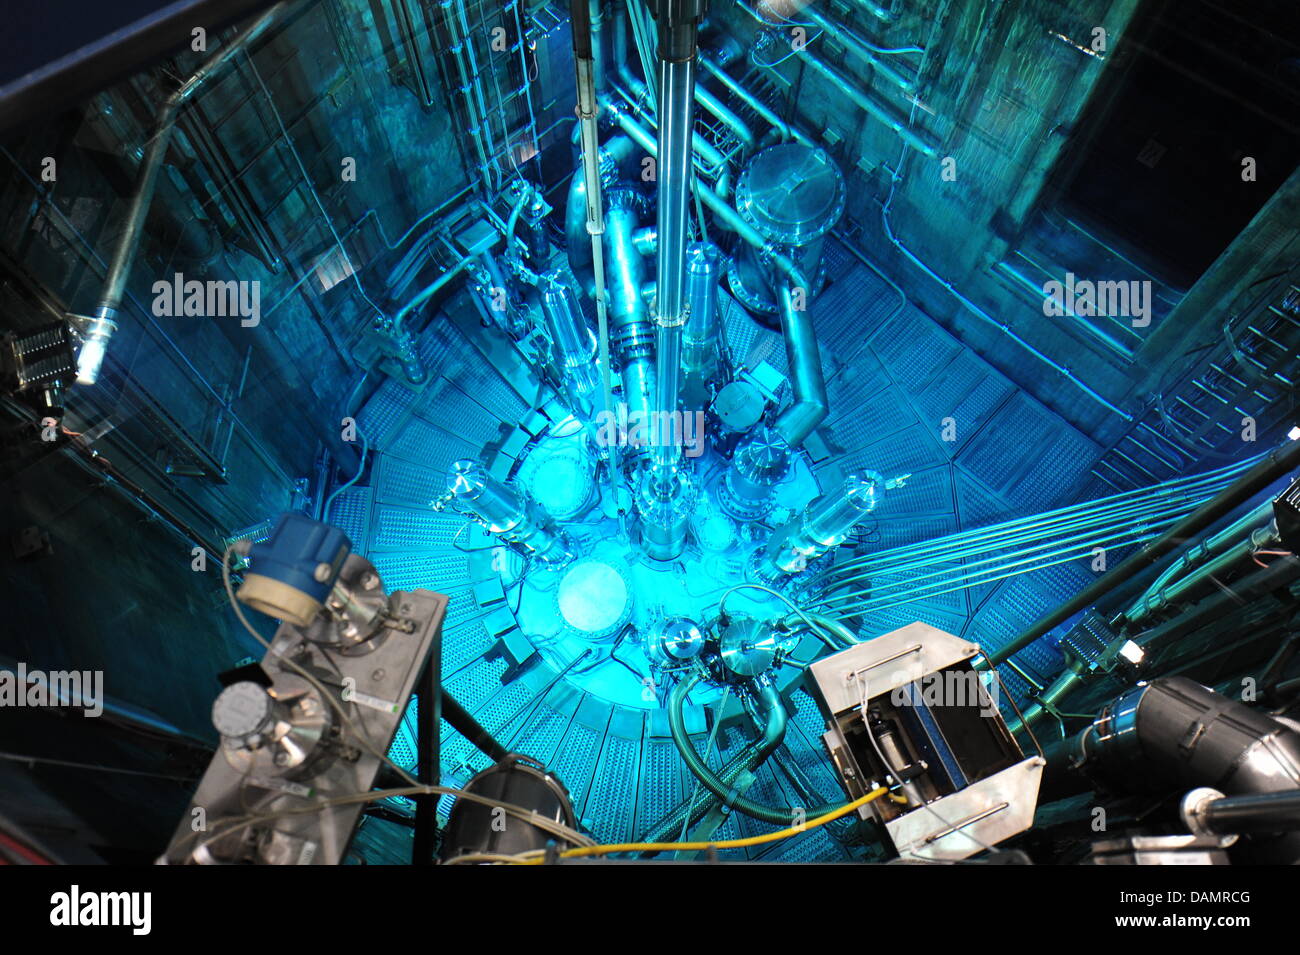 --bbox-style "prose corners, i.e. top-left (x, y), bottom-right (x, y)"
top-left (438, 755), bottom-right (579, 863)
top-left (1202, 789), bottom-right (1300, 835)
top-left (1071, 677), bottom-right (1300, 862)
